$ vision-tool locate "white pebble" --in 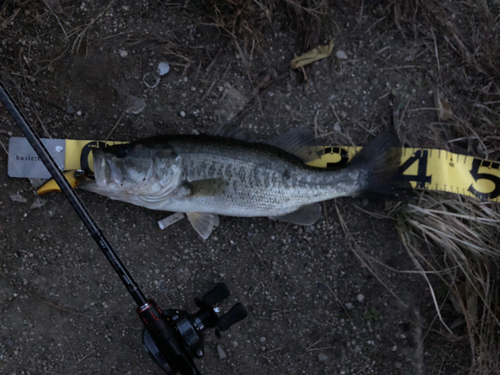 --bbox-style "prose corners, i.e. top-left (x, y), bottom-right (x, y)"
top-left (179, 111), bottom-right (186, 117)
top-left (118, 49), bottom-right (128, 58)
top-left (356, 294), bottom-right (364, 302)
top-left (336, 50), bottom-right (348, 59)
top-left (318, 353), bottom-right (328, 362)
top-left (217, 345), bottom-right (226, 359)
top-left (157, 62), bottom-right (170, 76)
